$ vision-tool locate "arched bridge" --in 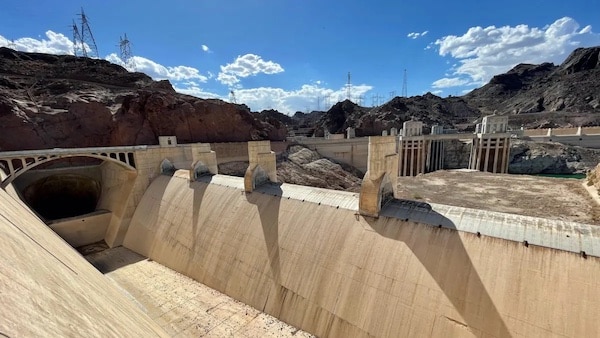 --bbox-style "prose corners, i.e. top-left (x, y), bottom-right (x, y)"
top-left (0, 146), bottom-right (147, 188)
